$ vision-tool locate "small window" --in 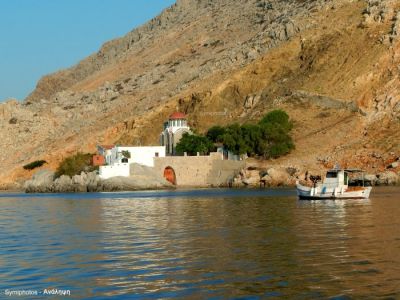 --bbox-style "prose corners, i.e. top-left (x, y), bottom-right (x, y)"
top-left (155, 152), bottom-right (159, 157)
top-left (326, 172), bottom-right (337, 178)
